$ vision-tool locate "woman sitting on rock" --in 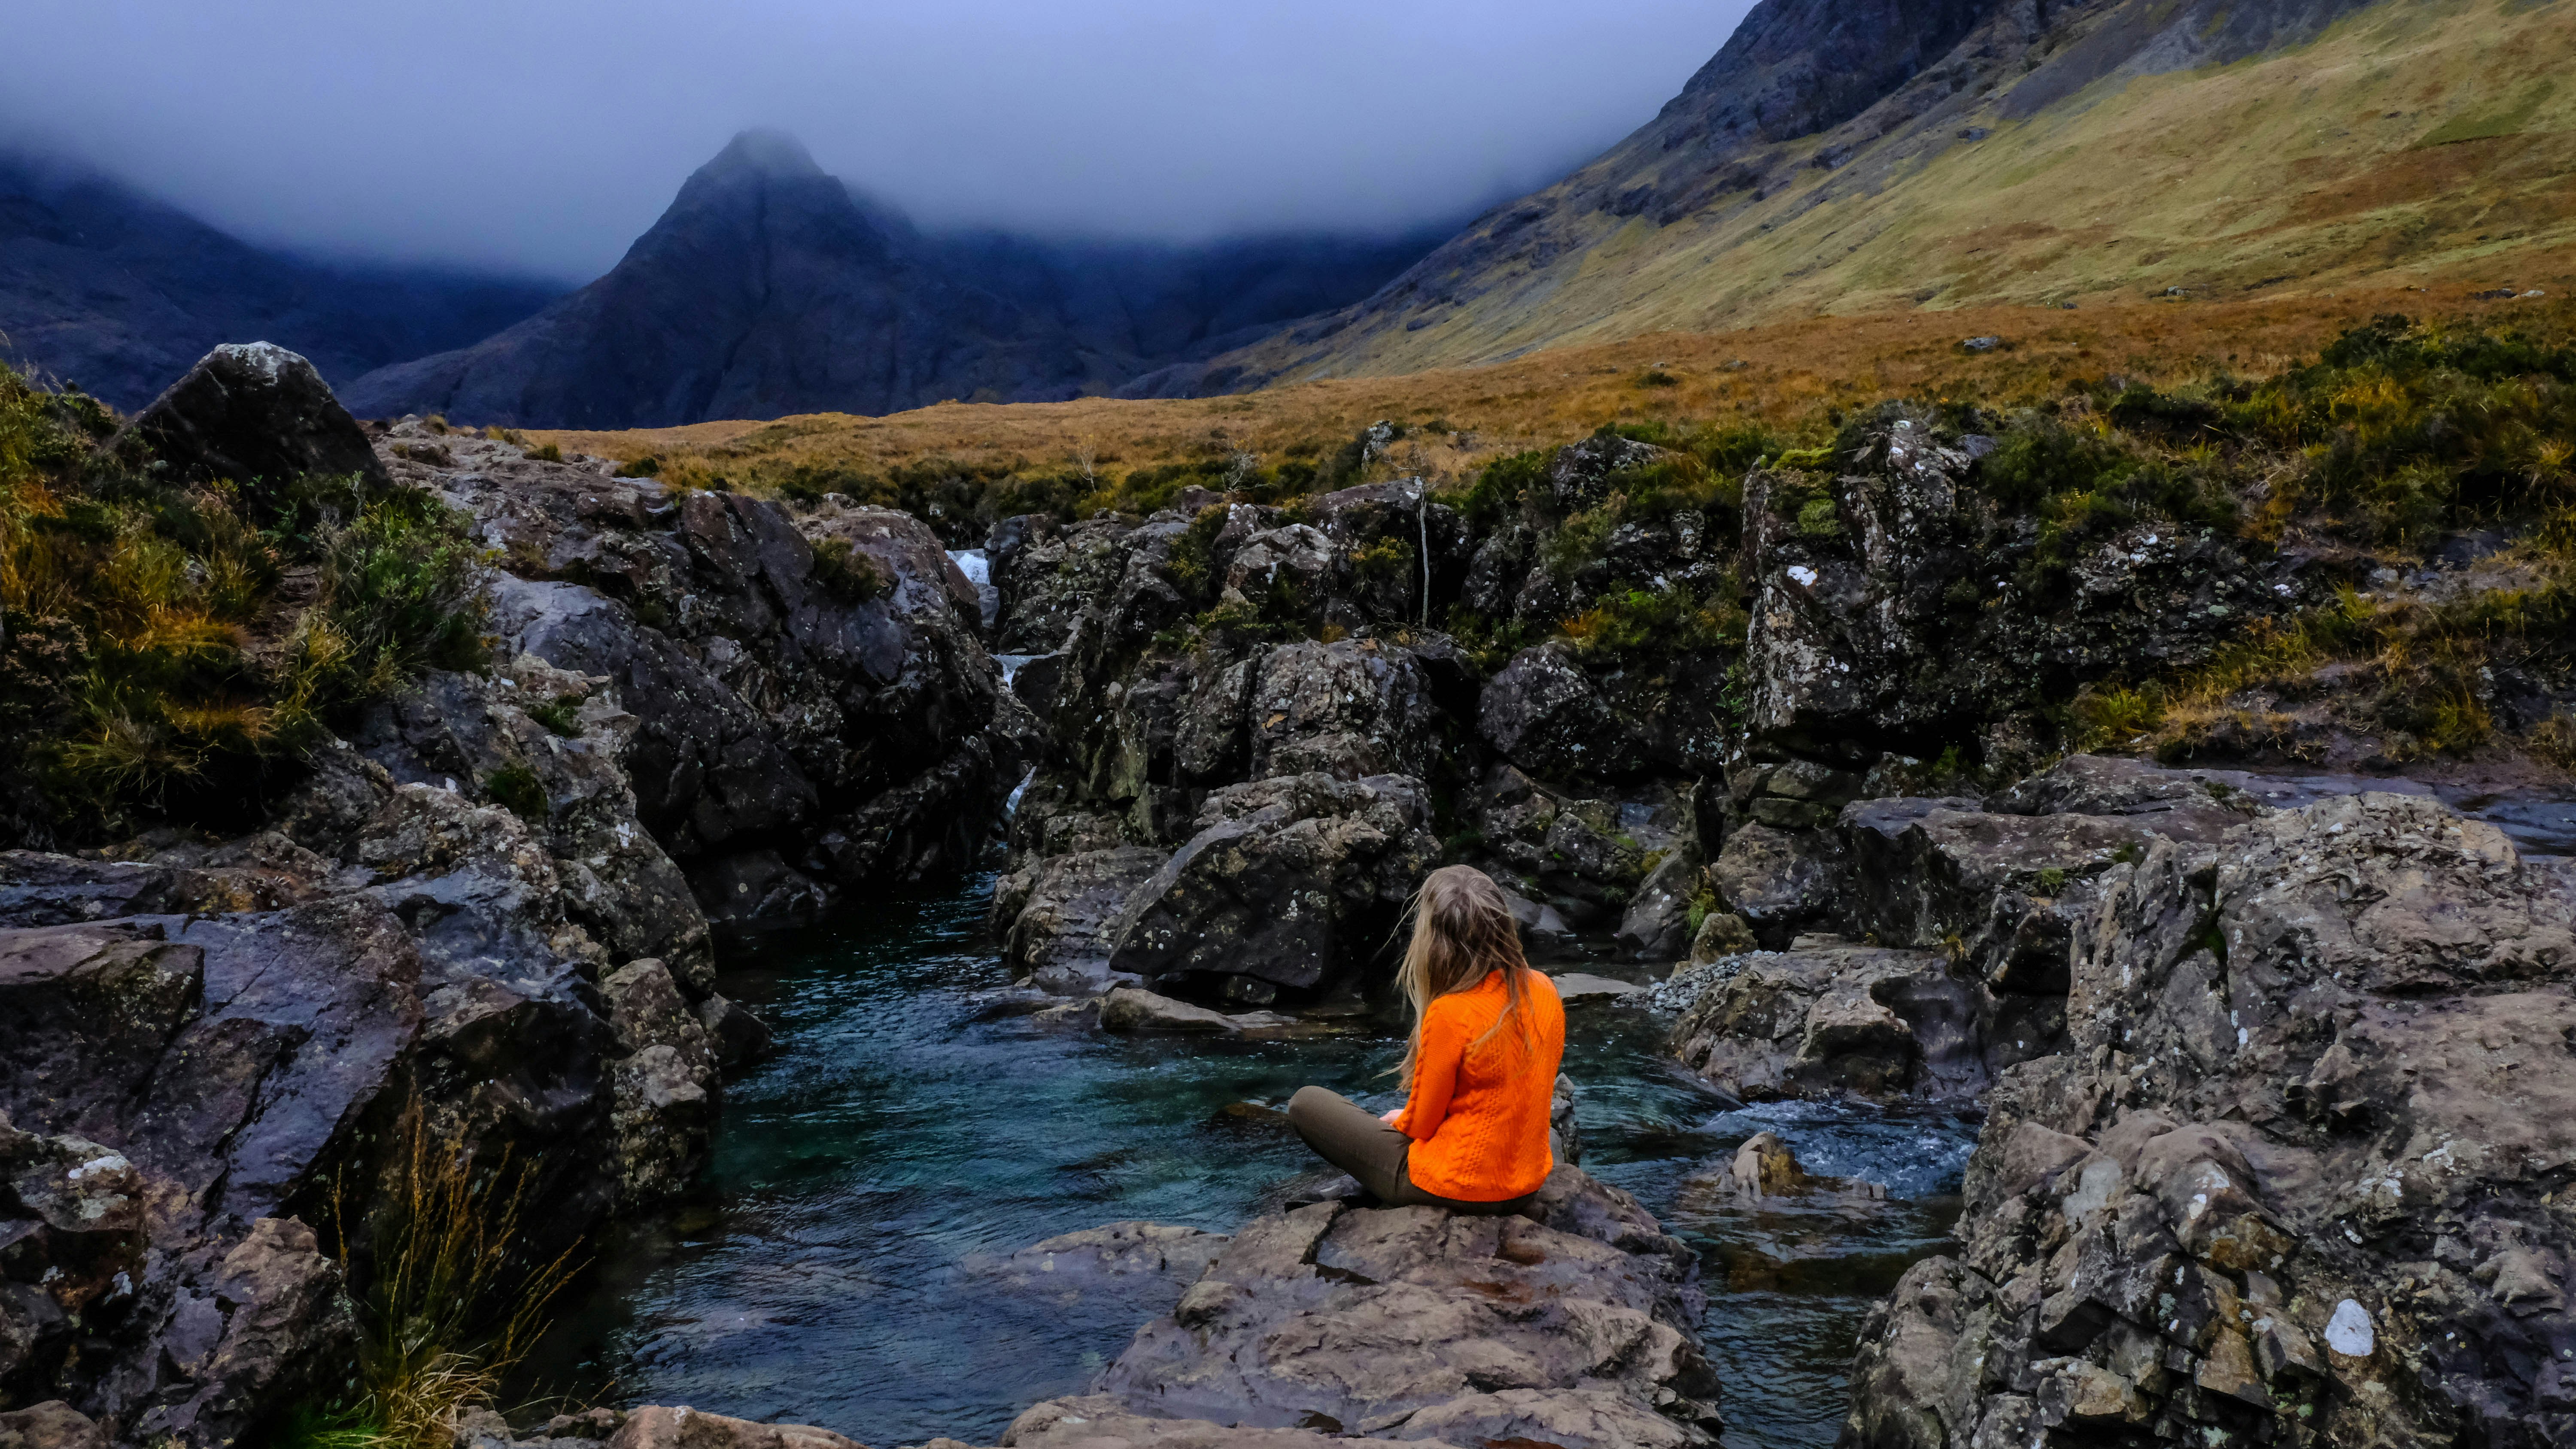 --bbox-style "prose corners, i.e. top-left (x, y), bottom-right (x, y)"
top-left (1288, 864), bottom-right (1565, 1216)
